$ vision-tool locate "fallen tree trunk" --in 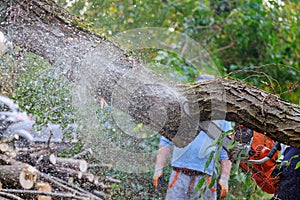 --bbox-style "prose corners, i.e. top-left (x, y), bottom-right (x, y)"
top-left (0, 0), bottom-right (299, 147)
